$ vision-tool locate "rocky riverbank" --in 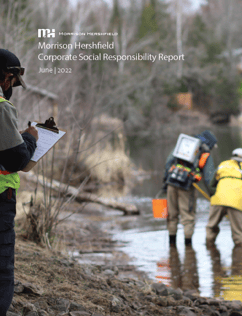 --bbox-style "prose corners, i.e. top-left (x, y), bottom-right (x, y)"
top-left (9, 237), bottom-right (242, 316)
top-left (9, 199), bottom-right (242, 316)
